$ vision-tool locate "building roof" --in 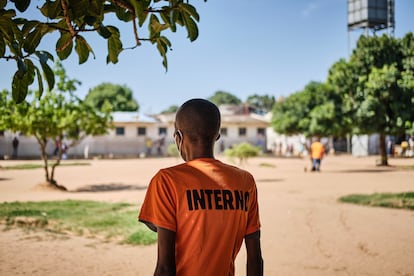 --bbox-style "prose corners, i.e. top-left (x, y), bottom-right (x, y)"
top-left (112, 112), bottom-right (157, 123)
top-left (111, 105), bottom-right (270, 125)
top-left (221, 114), bottom-right (269, 125)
